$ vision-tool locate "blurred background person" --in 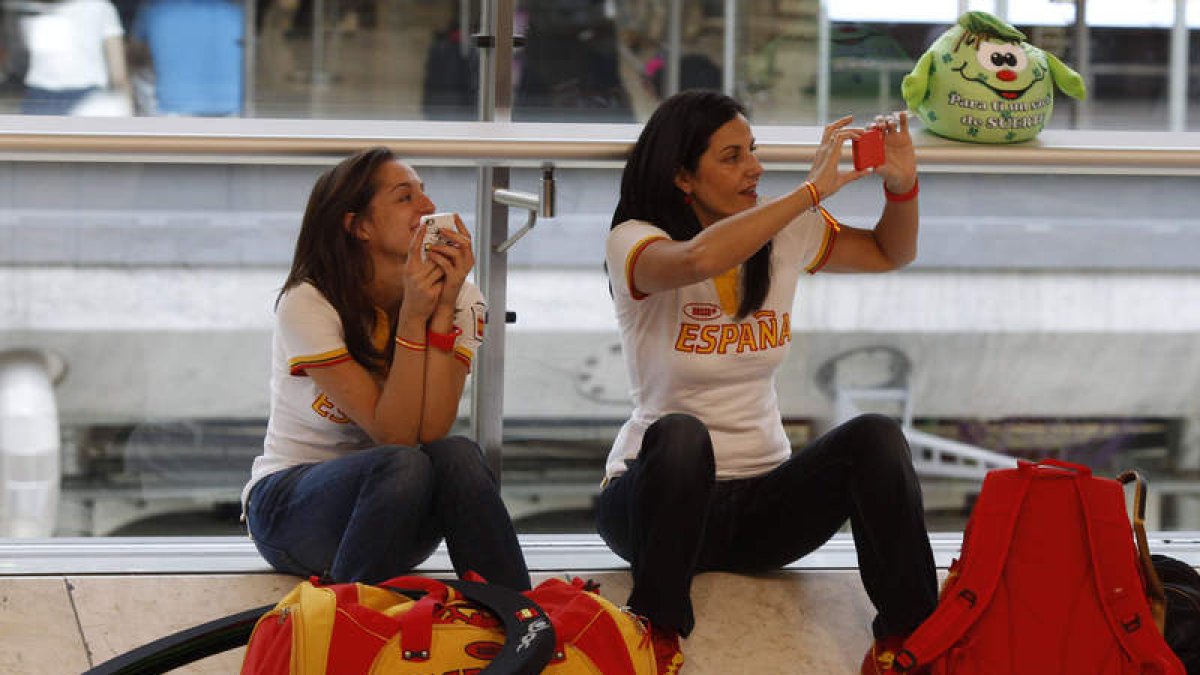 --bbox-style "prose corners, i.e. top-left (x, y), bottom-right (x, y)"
top-left (17, 0), bottom-right (131, 115)
top-left (130, 0), bottom-right (243, 116)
